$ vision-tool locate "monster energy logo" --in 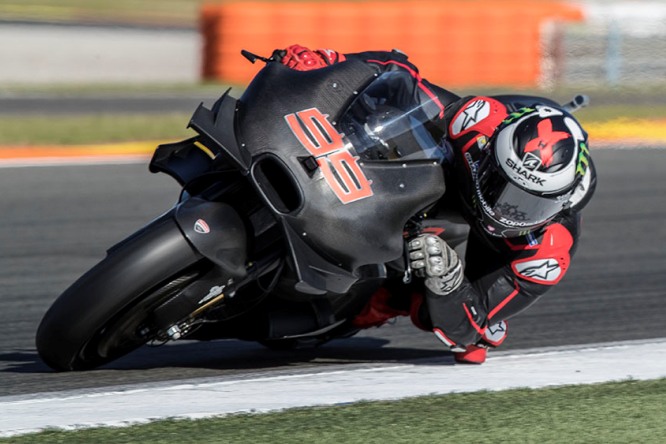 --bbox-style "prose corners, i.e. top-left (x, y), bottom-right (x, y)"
top-left (576, 142), bottom-right (590, 176)
top-left (502, 107), bottom-right (536, 125)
